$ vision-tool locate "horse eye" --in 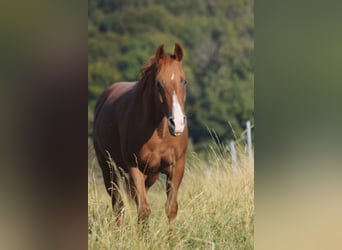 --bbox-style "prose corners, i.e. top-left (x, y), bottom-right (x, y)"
top-left (156, 81), bottom-right (163, 91)
top-left (183, 80), bottom-right (188, 86)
